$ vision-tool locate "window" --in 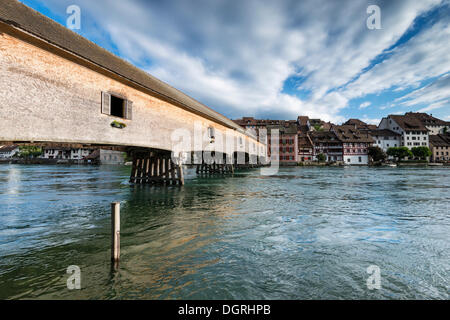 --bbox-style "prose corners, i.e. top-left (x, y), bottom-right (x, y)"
top-left (208, 127), bottom-right (215, 139)
top-left (102, 92), bottom-right (132, 120)
top-left (359, 157), bottom-right (362, 162)
top-left (110, 95), bottom-right (125, 118)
